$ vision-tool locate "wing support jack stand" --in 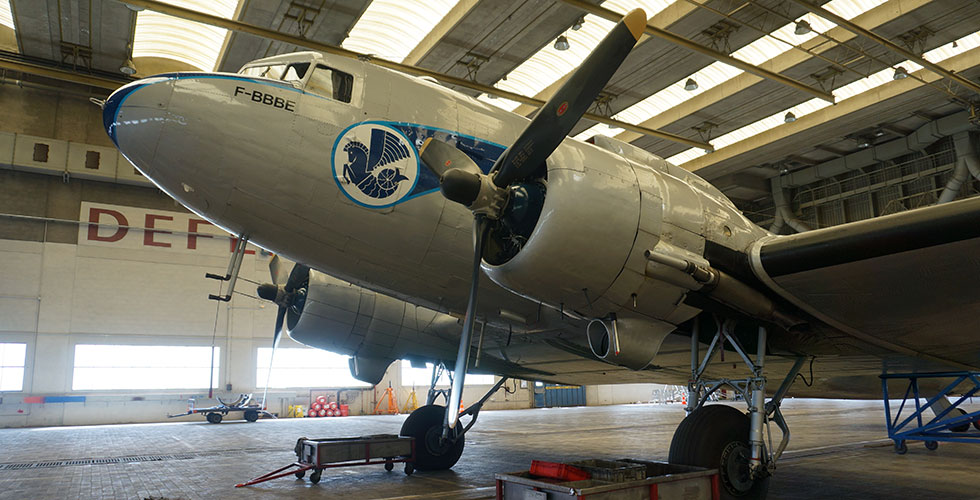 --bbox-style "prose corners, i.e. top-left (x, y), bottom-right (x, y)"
top-left (674, 317), bottom-right (806, 498)
top-left (881, 371), bottom-right (980, 454)
top-left (206, 234), bottom-right (249, 301)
